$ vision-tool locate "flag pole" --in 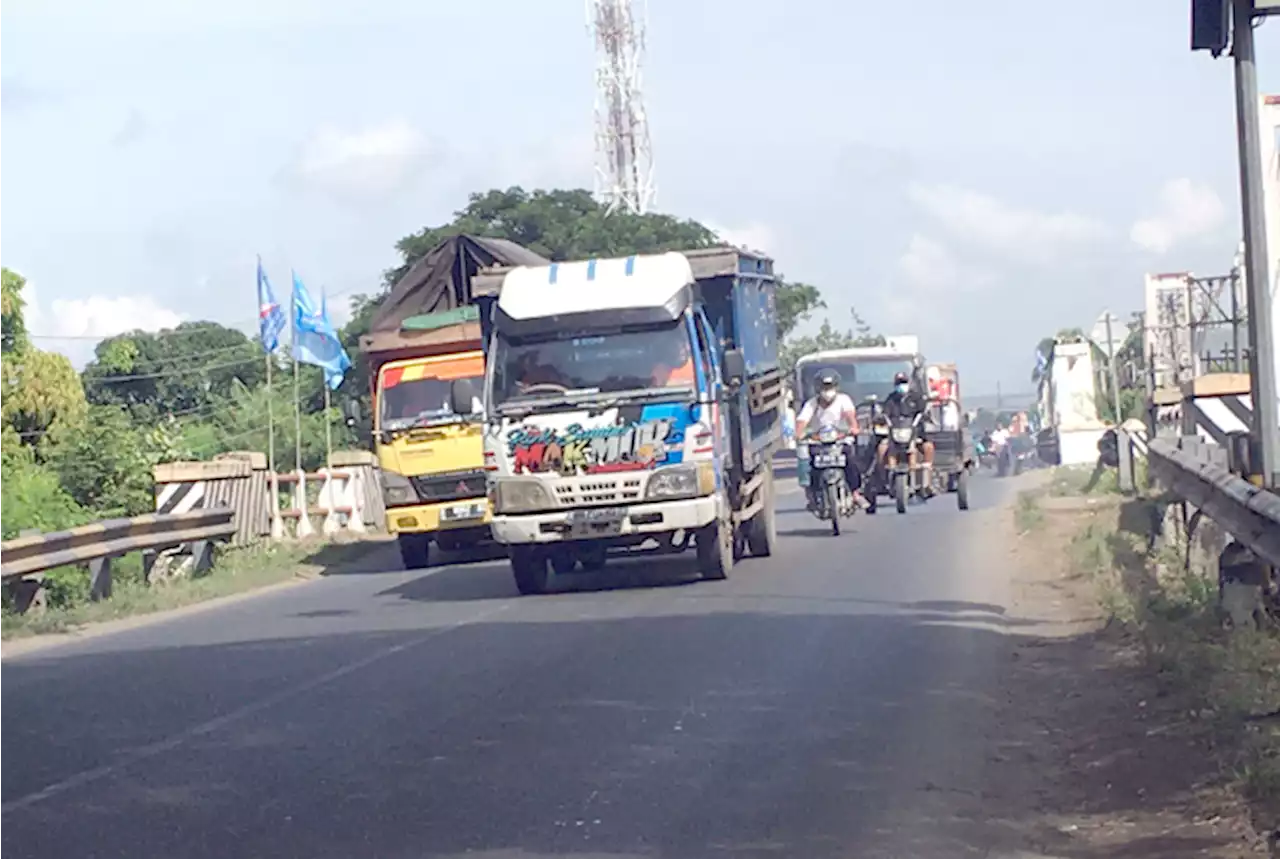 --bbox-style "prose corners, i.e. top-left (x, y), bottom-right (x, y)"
top-left (324, 382), bottom-right (333, 469)
top-left (292, 277), bottom-right (302, 476)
